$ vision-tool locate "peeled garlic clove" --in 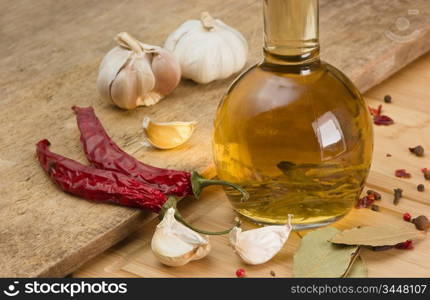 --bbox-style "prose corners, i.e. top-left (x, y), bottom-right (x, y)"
top-left (229, 215), bottom-right (293, 265)
top-left (142, 117), bottom-right (197, 150)
top-left (164, 12), bottom-right (248, 84)
top-left (151, 208), bottom-right (211, 267)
